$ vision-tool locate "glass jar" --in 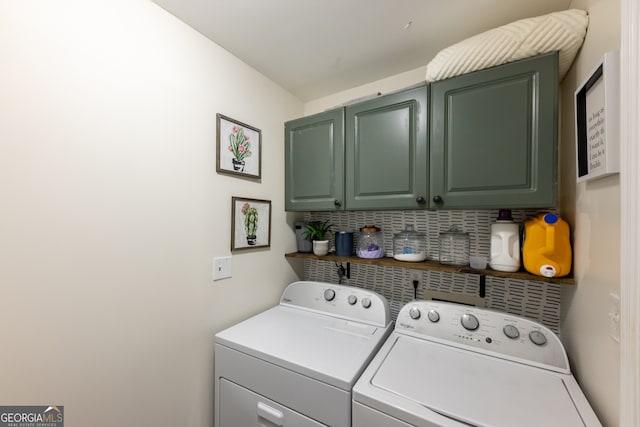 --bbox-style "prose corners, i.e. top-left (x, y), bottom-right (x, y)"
top-left (438, 225), bottom-right (470, 266)
top-left (357, 225), bottom-right (384, 259)
top-left (393, 225), bottom-right (426, 262)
